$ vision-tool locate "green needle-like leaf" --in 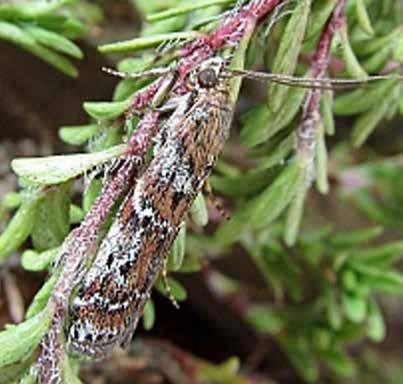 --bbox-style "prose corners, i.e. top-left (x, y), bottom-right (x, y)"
top-left (12, 144), bottom-right (126, 185)
top-left (59, 124), bottom-right (99, 145)
top-left (189, 193), bottom-right (209, 226)
top-left (147, 0), bottom-right (235, 21)
top-left (0, 310), bottom-right (51, 368)
top-left (0, 197), bottom-right (40, 260)
top-left (23, 24), bottom-right (83, 58)
top-left (142, 299), bottom-right (155, 330)
top-left (99, 31), bottom-right (202, 53)
top-left (356, 0), bottom-right (374, 37)
top-left (266, 0), bottom-right (311, 113)
top-left (168, 222), bottom-right (186, 271)
top-left (21, 247), bottom-right (59, 272)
